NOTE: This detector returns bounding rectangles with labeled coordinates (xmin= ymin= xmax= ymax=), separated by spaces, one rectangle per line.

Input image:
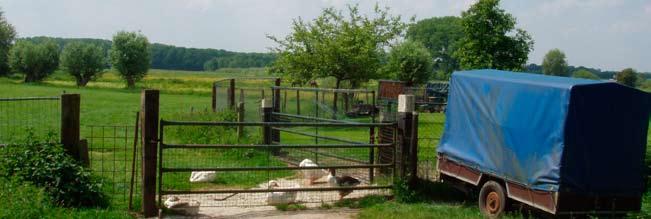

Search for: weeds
xmin=334 ymin=195 xmax=388 ymax=209
xmin=275 ymin=203 xmax=308 ymax=211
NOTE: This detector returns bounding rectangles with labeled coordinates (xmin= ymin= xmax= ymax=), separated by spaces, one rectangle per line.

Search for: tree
xmin=406 ymin=16 xmax=463 ymax=76
xmin=454 ymin=0 xmax=533 ymax=71
xmin=571 ymin=69 xmax=599 ymax=80
xmin=615 ymin=68 xmax=637 ymax=87
xmin=384 ymin=41 xmax=433 ymax=86
xmin=8 ymin=40 xmax=59 ymax=82
xmin=109 ymin=31 xmax=150 ymax=88
xmin=0 ymin=9 xmax=16 ymax=76
xmin=60 ymin=42 xmax=106 ymax=86
xmin=542 ymin=49 xmax=568 ymax=76
xmin=268 ymin=5 xmax=407 ymax=88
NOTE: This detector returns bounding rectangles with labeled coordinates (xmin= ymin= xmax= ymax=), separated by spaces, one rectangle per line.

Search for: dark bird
xmin=326 ymin=168 xmax=361 ymax=200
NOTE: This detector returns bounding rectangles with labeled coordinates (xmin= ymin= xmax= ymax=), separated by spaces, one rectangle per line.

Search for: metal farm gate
xmin=138 ymin=90 xmax=418 ymax=217
xmin=156 ymin=120 xmax=397 ymax=207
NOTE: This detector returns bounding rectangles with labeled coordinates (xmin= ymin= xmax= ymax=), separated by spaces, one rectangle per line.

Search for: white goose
xmin=265 ymin=180 xmax=298 ymax=205
xmin=299 ymin=159 xmax=327 ymax=185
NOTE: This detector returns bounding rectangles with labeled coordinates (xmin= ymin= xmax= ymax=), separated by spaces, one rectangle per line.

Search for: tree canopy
xmin=571 ymin=69 xmax=599 ymax=80
xmin=542 ymin=49 xmax=568 ymax=76
xmin=0 ymin=9 xmax=16 ymax=76
xmin=454 ymin=0 xmax=533 ymax=71
xmin=60 ymin=42 xmax=106 ymax=86
xmin=406 ymin=16 xmax=463 ymax=76
xmin=615 ymin=68 xmax=637 ymax=87
xmin=8 ymin=40 xmax=59 ymax=82
xmin=109 ymin=31 xmax=150 ymax=88
xmin=268 ymin=4 xmax=407 ymax=88
xmin=384 ymin=40 xmax=433 ymax=86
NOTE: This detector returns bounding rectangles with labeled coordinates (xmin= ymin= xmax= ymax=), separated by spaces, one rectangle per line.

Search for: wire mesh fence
xmin=84 ymin=123 xmax=142 ymax=210
xmin=158 ymin=120 xmax=395 ymax=207
xmin=0 ymin=97 xmax=60 ymax=145
xmin=273 ymin=87 xmax=377 ymax=123
xmin=212 ymin=78 xmax=278 ymax=122
xmin=417 ymin=111 xmax=446 ymax=181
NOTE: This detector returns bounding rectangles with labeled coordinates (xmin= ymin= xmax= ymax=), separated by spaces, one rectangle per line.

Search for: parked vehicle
xmin=437 ymin=69 xmax=650 ymax=218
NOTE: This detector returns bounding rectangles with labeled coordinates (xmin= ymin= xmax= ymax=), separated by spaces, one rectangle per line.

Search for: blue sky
xmin=1 ymin=0 xmax=649 ymax=72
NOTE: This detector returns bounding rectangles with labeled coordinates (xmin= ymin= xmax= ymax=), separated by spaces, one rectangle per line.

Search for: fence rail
xmin=156 ymin=116 xmax=397 ymax=207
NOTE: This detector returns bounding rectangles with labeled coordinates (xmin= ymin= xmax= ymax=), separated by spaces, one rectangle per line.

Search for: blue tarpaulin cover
xmin=438 ymin=69 xmax=649 ymax=195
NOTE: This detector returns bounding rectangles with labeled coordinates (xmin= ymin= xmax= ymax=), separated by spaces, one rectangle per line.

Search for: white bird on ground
xmin=327 ymin=168 xmax=361 ymax=200
xmin=265 ymin=180 xmax=298 ymax=205
xmin=299 ymin=159 xmax=327 ymax=185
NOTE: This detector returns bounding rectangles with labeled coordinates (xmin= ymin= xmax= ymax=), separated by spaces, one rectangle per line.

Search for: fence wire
xmin=212 ymin=78 xmax=276 ymax=121
xmin=85 ymin=124 xmax=142 ymax=210
xmin=0 ymin=97 xmax=60 ymax=145
xmin=274 ymin=87 xmax=377 ymax=123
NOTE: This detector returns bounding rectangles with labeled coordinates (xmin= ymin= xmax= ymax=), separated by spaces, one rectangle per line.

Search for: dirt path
xmin=161 ymin=206 xmax=359 ymax=219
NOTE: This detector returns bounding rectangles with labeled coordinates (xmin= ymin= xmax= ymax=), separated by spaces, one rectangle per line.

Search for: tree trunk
xmin=24 ymin=73 xmax=38 ymax=83
xmin=126 ymin=76 xmax=136 ymax=89
xmin=78 ymin=77 xmax=90 ymax=87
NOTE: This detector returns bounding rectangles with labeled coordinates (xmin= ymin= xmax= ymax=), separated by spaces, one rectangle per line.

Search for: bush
xmin=0 ymin=178 xmax=130 ymax=219
xmin=0 ymin=133 xmax=107 ymax=208
xmin=166 ymin=110 xmax=243 ymax=144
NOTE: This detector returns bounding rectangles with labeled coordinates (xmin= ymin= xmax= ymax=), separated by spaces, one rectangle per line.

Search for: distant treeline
xmin=21 ymin=36 xmax=276 ymax=71
xmin=525 ymin=63 xmax=651 ymax=80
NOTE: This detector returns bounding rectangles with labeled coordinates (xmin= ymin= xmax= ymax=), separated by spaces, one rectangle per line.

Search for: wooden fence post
xmin=61 ymin=93 xmax=80 ymax=161
xmin=211 ymin=82 xmax=217 ymax=112
xmin=397 ymin=94 xmax=417 ymax=187
xmin=228 ymin=79 xmax=235 ymax=109
xmin=240 ymin=89 xmax=244 ymax=104
xmin=296 ymin=90 xmax=301 ymax=115
xmin=237 ymin=102 xmax=244 ymax=139
xmin=272 ymin=78 xmax=281 ymax=143
xmin=262 ymin=99 xmax=280 ymax=155
xmin=141 ymin=90 xmax=159 ymax=217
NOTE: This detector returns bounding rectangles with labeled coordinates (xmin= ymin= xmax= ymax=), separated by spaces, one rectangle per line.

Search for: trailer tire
xmin=479 ymin=180 xmax=506 ymax=218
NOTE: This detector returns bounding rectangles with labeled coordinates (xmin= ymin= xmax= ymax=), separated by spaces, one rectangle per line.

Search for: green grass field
xmin=1 ymin=68 xmax=650 ymax=218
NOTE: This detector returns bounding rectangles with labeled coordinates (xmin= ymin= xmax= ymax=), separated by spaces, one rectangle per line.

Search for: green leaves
xmin=0 ymin=133 xmax=108 ymax=208
xmin=109 ymin=31 xmax=150 ymax=88
xmin=615 ymin=68 xmax=638 ymax=87
xmin=268 ymin=4 xmax=406 ymax=88
xmin=542 ymin=49 xmax=569 ymax=76
xmin=384 ymin=41 xmax=433 ymax=86
xmin=0 ymin=9 xmax=16 ymax=76
xmin=60 ymin=42 xmax=106 ymax=86
xmin=8 ymin=40 xmax=59 ymax=82
xmin=406 ymin=16 xmax=463 ymax=75
xmin=454 ymin=0 xmax=533 ymax=71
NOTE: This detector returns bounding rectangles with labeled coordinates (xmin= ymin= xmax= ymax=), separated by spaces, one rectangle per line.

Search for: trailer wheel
xmin=479 ymin=181 xmax=506 ymax=218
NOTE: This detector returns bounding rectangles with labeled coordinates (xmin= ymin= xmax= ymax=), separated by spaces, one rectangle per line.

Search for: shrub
xmin=166 ymin=110 xmax=243 ymax=144
xmin=0 ymin=133 xmax=107 ymax=208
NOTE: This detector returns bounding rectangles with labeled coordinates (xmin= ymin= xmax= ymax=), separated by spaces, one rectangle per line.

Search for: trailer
xmin=437 ymin=70 xmax=650 ymax=218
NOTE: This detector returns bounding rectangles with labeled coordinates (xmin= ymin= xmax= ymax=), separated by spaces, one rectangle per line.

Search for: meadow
xmin=0 ymin=68 xmax=649 ymax=218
